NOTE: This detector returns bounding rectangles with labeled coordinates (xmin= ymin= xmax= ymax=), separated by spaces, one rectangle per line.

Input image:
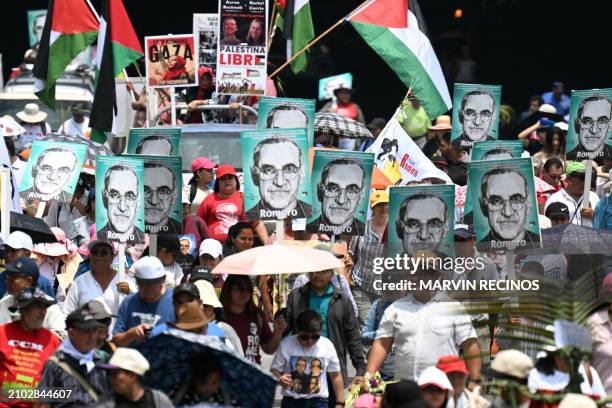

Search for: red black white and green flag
xmin=89 ymin=0 xmax=143 ymax=143
xmin=33 ymin=0 xmax=99 ymax=110
xmin=347 ymin=0 xmax=451 ymax=118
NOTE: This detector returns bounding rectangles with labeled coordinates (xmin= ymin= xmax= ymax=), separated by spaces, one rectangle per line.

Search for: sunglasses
xmin=297 ymin=333 xmax=321 ymax=342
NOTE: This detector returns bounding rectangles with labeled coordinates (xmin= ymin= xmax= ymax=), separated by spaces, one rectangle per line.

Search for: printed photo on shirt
xmin=289 ymin=356 xmax=327 ymax=395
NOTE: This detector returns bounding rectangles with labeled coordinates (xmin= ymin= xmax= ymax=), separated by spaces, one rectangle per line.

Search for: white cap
xmin=132 ymin=256 xmax=166 ymax=280
xmin=538 ymin=104 xmax=557 ymax=114
xmin=5 ymin=231 xmax=34 ymax=251
xmin=194 ymin=280 xmax=222 ymax=308
xmin=554 ymin=122 xmax=568 ymax=131
xmin=291 ymin=218 xmax=307 ymax=232
xmin=104 ymin=348 xmax=150 ymax=376
xmin=558 ymin=394 xmax=597 ymax=408
xmin=491 ymin=349 xmax=533 ymax=380
xmin=199 ymin=239 xmax=223 ymax=259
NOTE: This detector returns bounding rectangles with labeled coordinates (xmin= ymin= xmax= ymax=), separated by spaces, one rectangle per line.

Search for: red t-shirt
xmin=197 ymin=192 xmax=245 ymax=242
xmin=336 ymin=102 xmax=359 ymax=121
xmin=224 ymin=310 xmax=273 ymax=365
xmin=0 ymin=322 xmax=61 ymax=407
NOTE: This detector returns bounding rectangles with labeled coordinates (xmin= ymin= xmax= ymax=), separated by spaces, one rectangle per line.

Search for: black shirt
xmin=115 ymin=389 xmax=155 ymax=408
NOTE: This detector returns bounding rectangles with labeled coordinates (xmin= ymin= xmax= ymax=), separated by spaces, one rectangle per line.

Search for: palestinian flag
xmin=347 ymin=0 xmax=451 ymax=118
xmin=89 ymin=0 xmax=143 ymax=143
xmin=276 ymin=0 xmax=315 ymax=74
xmin=33 ymin=0 xmax=99 ymax=110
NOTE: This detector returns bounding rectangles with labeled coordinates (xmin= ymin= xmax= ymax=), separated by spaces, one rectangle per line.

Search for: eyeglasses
xmin=580 ymin=116 xmax=610 ymax=129
xmin=463 ymin=109 xmax=493 ymax=120
xmin=38 ymin=164 xmax=73 ymax=176
xmin=145 ymin=186 xmax=173 ymax=200
xmin=402 ymin=218 xmax=445 ymax=234
xmin=258 ymin=164 xmax=299 ymax=181
xmin=485 ymin=194 xmax=526 ymax=211
xmin=323 ymin=183 xmax=362 ymax=200
xmin=297 ymin=333 xmax=321 ymax=342
xmin=107 ymin=190 xmax=137 ymax=205
xmin=90 ymin=250 xmax=111 ymax=257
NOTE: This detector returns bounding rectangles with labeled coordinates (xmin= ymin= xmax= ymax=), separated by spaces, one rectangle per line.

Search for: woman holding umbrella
xmin=219 ymin=275 xmax=286 ymax=364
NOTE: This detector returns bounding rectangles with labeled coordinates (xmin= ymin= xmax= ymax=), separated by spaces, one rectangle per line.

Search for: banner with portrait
xmin=257 ymin=97 xmax=316 ymax=146
xmin=145 ymin=34 xmax=198 ymax=88
xmin=241 ymin=128 xmax=312 ymax=221
xmin=95 ymin=156 xmax=145 ymax=244
xmin=463 ymin=140 xmax=525 ymax=219
xmin=317 ymin=73 xmax=353 ymax=101
xmin=126 ymin=127 xmax=181 ymax=156
xmin=125 ymin=155 xmax=183 ymax=235
xmin=193 ymin=13 xmax=219 ymax=73
xmin=387 ymin=185 xmax=455 ymax=258
xmin=19 ymin=141 xmax=87 ymax=204
xmin=450 ymin=83 xmax=502 ymax=154
xmin=306 ymin=150 xmax=374 ymax=236
xmin=216 ymin=0 xmax=267 ymax=96
xmin=566 ymin=88 xmax=612 ymax=161
xmin=468 ymin=158 xmax=541 ymax=251
xmin=27 ymin=9 xmax=46 ymax=47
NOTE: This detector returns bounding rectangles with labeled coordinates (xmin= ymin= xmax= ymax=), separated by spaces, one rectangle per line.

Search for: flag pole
xmin=269 ymin=0 xmax=372 ymax=79
xmin=268 ymin=0 xmax=278 ymax=52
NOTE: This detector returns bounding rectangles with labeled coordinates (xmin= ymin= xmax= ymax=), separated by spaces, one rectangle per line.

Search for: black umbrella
xmin=538 ymin=224 xmax=612 ymax=255
xmin=0 ymin=212 xmax=57 ymax=244
xmin=514 ymin=110 xmax=565 ymax=136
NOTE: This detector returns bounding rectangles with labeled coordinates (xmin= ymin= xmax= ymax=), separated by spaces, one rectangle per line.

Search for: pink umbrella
xmin=212 ymin=244 xmax=344 ymax=276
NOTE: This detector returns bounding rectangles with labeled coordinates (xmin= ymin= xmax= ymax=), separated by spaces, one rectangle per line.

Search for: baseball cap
xmin=157 ymin=235 xmax=181 ymax=255
xmin=370 ymin=190 xmax=389 ymax=208
xmin=199 ymin=239 xmax=223 ymax=259
xmin=5 ymin=257 xmax=39 ymax=282
xmin=194 ymin=279 xmax=223 ymax=308
xmin=173 ymin=283 xmax=200 ymax=301
xmin=367 ymin=117 xmax=387 ymax=130
xmin=454 ymin=224 xmax=474 ymax=239
xmin=101 ymin=348 xmax=150 ymax=376
xmin=554 ymin=122 xmax=568 ymax=131
xmin=431 ymin=156 xmax=448 ymax=170
xmin=216 ymin=164 xmax=237 ymax=179
xmin=84 ymin=299 xmax=113 ymax=321
xmin=545 ymin=202 xmax=570 ymax=218
xmin=383 ymin=380 xmax=428 ymax=408
xmin=191 ymin=157 xmax=218 ymax=172
xmin=489 ymin=349 xmax=533 ymax=382
xmin=537 ymin=118 xmax=557 ymax=129
xmin=566 ymin=161 xmax=586 ymax=176
xmin=66 ymin=303 xmax=108 ymax=330
xmin=538 ymin=104 xmax=557 ymax=114
xmin=4 ymin=231 xmax=33 ymax=251
xmin=436 ymin=355 xmax=469 ymax=375
xmin=417 ymin=366 xmax=452 ymax=391
xmin=9 ymin=287 xmax=55 ymax=312
xmin=132 ymin=256 xmax=166 ymax=280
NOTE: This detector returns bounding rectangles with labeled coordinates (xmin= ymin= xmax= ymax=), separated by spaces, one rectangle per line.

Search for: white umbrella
xmin=0 ymin=117 xmax=26 ymax=137
xmin=212 ymin=243 xmax=344 ymax=276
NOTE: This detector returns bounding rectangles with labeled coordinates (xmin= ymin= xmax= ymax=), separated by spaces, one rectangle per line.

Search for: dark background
xmin=2 ymin=0 xmax=607 ymax=122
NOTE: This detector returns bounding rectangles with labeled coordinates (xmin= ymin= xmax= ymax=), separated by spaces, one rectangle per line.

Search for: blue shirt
xmin=309 ymin=283 xmax=334 ymax=338
xmin=0 ymin=272 xmax=55 ymax=299
xmin=113 ymin=289 xmax=176 ymax=345
xmin=593 ymin=194 xmax=612 ymax=230
xmin=542 ymin=92 xmax=571 ymax=116
xmin=150 ymin=321 xmax=225 ymax=337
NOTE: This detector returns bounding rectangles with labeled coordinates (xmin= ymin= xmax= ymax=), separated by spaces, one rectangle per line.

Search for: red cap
xmin=436 ymin=355 xmax=468 ymax=375
xmin=191 ymin=157 xmax=218 ymax=172
xmin=216 ymin=164 xmax=237 ymax=179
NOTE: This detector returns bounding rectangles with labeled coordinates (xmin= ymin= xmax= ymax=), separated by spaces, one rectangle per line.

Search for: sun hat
xmin=16 ymin=103 xmax=47 ymax=123
xmin=428 ymin=115 xmax=452 ymax=131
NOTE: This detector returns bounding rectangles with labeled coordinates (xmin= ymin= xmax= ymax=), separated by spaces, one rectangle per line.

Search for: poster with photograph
xmin=193 ymin=13 xmax=219 ymax=72
xmin=27 ymin=9 xmax=46 ymax=47
xmin=463 ymin=141 xmax=525 ymax=217
xmin=126 ymin=127 xmax=181 ymax=156
xmin=216 ymin=0 xmax=267 ymax=96
xmin=241 ymin=128 xmax=311 ymax=221
xmin=307 ymin=150 xmax=374 ymax=236
xmin=566 ymin=88 xmax=612 ymax=161
xmin=450 ymin=83 xmax=502 ymax=153
xmin=145 ymin=34 xmax=198 ymax=88
xmin=96 ymin=156 xmax=145 ymax=244
xmin=126 ymin=155 xmax=183 ymax=234
xmin=387 ymin=185 xmax=455 ymax=258
xmin=317 ymin=73 xmax=353 ymax=101
xmin=257 ymin=97 xmax=316 ymax=146
xmin=19 ymin=141 xmax=87 ymax=204
xmin=468 ymin=158 xmax=541 ymax=251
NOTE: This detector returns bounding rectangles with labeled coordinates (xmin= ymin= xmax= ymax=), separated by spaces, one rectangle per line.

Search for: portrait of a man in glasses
xmin=395 ymin=193 xmax=449 ymax=256
xmin=567 ymin=95 xmax=612 ymax=160
xmin=144 ymin=162 xmax=182 ymax=233
xmin=307 ymin=158 xmax=366 ymax=236
xmin=21 ymin=147 xmax=78 ymax=203
xmin=246 ymin=137 xmax=311 ymax=220
xmin=452 ymin=90 xmax=496 ymax=153
xmin=477 ymin=167 xmax=539 ymax=249
xmin=265 ymin=105 xmax=309 ymax=130
xmin=98 ymin=164 xmax=145 ymax=244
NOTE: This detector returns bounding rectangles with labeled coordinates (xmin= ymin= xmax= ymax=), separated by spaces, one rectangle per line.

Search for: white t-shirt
xmin=271 ymin=335 xmax=341 ymax=399
xmin=376 ymin=292 xmax=477 ymax=380
xmin=544 ymin=189 xmax=600 ymax=228
xmin=164 ymin=262 xmax=184 ymax=288
xmin=58 ymin=117 xmax=90 ymax=138
xmin=528 ymin=364 xmax=606 ymax=399
xmin=20 ymin=122 xmax=51 ymax=145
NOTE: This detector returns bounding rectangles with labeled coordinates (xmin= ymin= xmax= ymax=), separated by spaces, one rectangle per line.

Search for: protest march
xmin=0 ymin=0 xmax=611 ymax=407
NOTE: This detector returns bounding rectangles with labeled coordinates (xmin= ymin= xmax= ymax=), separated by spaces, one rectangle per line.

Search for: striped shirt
xmin=349 ymin=221 xmax=384 ymax=295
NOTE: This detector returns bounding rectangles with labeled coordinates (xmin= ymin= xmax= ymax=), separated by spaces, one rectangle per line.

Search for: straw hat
xmin=429 ymin=115 xmax=452 ymax=131
xmin=16 ymin=103 xmax=47 ymax=123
